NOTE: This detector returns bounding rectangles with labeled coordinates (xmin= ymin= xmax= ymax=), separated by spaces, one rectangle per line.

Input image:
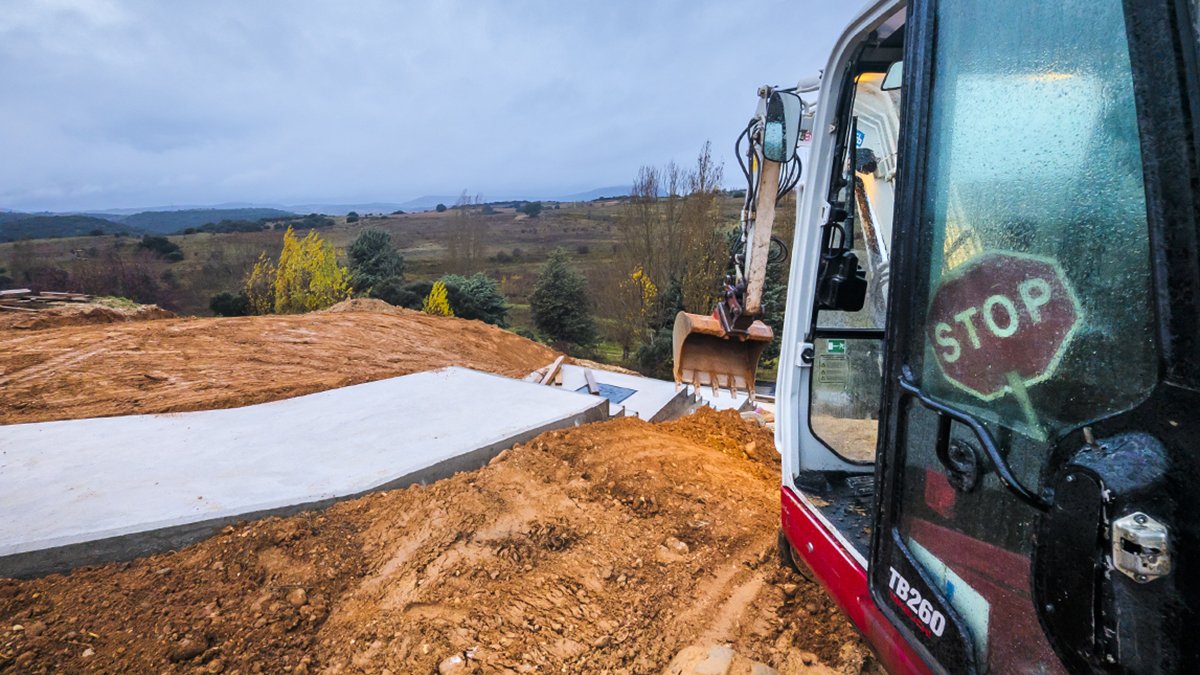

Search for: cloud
xmin=0 ymin=0 xmax=860 ymax=210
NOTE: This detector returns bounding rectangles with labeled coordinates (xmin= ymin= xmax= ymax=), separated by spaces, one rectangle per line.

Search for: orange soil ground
xmin=0 ymin=305 xmax=875 ymax=673
xmin=0 ymin=299 xmax=557 ymax=425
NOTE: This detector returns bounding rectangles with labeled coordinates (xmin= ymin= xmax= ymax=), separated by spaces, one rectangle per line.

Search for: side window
xmin=810 ymin=71 xmax=902 ymax=463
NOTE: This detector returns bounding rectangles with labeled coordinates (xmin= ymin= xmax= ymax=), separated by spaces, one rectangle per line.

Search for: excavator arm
xmin=672 ymin=86 xmax=807 ymax=400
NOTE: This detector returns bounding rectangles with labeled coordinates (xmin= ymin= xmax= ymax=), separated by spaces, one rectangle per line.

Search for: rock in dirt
xmin=167 ymin=636 xmax=207 ymax=662
xmin=665 ymin=643 xmax=779 ymax=675
xmin=286 ymin=587 xmax=308 ymax=607
xmin=438 ymin=653 xmax=467 ymax=674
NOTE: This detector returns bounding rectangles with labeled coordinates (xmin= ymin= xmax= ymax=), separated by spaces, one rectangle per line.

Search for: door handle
xmin=899 ymin=366 xmax=1052 ymax=511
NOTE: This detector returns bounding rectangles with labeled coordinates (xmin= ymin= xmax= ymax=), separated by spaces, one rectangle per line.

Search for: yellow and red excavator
xmin=672 ymin=85 xmax=813 ymax=400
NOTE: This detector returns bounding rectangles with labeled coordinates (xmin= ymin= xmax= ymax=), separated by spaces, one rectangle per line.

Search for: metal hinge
xmin=1112 ymin=512 xmax=1171 ymax=583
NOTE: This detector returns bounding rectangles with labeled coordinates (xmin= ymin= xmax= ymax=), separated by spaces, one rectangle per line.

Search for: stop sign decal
xmin=927 ymin=252 xmax=1083 ymax=400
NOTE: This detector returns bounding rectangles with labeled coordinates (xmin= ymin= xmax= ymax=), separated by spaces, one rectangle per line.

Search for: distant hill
xmin=0 ymin=214 xmax=140 ymax=243
xmin=121 ymin=208 xmax=296 ymax=234
xmin=553 ymin=186 xmax=631 ymax=202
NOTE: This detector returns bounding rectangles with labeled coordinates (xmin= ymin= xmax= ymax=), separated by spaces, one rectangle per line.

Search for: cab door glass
xmin=895 ymin=0 xmax=1156 ymax=670
xmin=810 ymin=71 xmax=901 ymax=464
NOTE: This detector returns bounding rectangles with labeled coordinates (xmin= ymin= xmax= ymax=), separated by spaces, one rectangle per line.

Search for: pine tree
xmin=530 ymin=248 xmax=596 ymax=346
xmin=348 ymin=228 xmax=405 ymax=291
xmin=422 ymin=280 xmax=454 ymax=316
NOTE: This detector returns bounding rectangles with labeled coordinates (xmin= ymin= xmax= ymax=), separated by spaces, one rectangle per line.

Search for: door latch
xmin=1112 ymin=512 xmax=1171 ymax=583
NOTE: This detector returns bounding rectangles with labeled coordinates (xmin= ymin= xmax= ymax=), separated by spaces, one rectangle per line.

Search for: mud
xmin=0 ymin=410 xmax=876 ymax=674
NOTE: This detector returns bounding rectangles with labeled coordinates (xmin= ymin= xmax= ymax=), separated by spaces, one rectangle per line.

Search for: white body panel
xmin=776 ymin=0 xmax=906 ymax=490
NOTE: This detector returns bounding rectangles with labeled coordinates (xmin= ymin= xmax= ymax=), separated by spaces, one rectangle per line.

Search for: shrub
xmin=346 ymin=211 xmax=360 ymax=223
xmin=422 ymin=280 xmax=454 ymax=316
xmin=137 ymin=235 xmax=184 ymax=262
xmin=209 ymin=291 xmax=250 ymax=316
xmin=441 ymin=273 xmax=509 ymax=327
xmin=435 ymin=203 xmax=447 ymax=213
xmin=521 ymin=201 xmax=543 ymax=218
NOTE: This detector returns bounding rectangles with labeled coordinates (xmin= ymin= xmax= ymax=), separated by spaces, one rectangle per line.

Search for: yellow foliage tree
xmin=242 ymin=226 xmax=352 ymax=314
xmin=243 ymin=252 xmax=277 ymax=315
xmin=422 ymin=280 xmax=454 ymax=316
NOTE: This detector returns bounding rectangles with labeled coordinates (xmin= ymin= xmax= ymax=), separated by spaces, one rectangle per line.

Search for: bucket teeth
xmin=674 ymin=370 xmax=757 ymax=402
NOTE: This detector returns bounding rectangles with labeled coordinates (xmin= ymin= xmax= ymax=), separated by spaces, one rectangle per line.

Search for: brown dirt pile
xmin=0 ymin=302 xmax=558 ymax=425
xmin=0 ymin=300 xmax=174 ymax=331
xmin=0 ymin=409 xmax=874 ymax=673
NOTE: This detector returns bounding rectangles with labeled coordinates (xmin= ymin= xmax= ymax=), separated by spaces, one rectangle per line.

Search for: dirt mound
xmin=0 ymin=307 xmax=558 ymax=425
xmin=0 ymin=410 xmax=874 ymax=673
xmin=0 ymin=300 xmax=174 ymax=331
xmin=322 ymin=297 xmax=407 ymax=315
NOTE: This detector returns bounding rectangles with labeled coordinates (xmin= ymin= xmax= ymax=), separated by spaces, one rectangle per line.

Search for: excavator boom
xmin=672 ymin=87 xmax=802 ymax=400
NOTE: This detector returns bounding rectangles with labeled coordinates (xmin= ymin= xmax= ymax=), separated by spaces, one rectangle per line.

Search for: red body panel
xmin=780 ymin=486 xmax=931 ymax=675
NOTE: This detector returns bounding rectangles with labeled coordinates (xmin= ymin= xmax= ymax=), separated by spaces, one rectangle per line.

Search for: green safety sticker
xmin=826 ymin=339 xmax=846 ymax=354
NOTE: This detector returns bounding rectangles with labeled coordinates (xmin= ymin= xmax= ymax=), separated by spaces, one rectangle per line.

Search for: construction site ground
xmin=0 ymin=302 xmax=877 ymax=673
xmin=0 ymin=299 xmax=557 ymax=425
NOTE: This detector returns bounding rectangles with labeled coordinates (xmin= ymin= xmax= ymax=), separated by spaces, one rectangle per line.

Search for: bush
xmin=370 ymin=277 xmax=424 ymax=308
xmin=209 ymin=291 xmax=250 ymax=316
xmin=422 ymin=280 xmax=453 ymax=316
xmin=530 ymin=248 xmax=595 ymax=347
xmin=138 ymin=235 xmax=184 ymax=262
xmin=348 ymin=228 xmax=405 ymax=291
xmin=346 ymin=211 xmax=360 ymax=223
xmin=576 ymin=244 xmax=589 ymax=255
xmin=435 ymin=203 xmax=447 ymax=213
xmin=520 ymin=201 xmax=543 ymax=218
xmin=441 ymin=273 xmax=509 ymax=327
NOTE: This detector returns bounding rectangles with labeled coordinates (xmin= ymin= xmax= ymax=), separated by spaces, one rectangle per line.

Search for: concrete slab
xmin=0 ymin=367 xmax=607 ymax=578
xmin=557 ymin=365 xmax=691 ymax=421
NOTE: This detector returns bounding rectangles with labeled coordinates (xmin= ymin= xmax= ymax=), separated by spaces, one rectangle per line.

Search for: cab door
xmin=872 ymin=0 xmax=1200 ymax=672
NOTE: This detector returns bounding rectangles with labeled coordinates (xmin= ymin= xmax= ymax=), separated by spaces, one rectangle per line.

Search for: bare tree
xmin=445 ymin=191 xmax=487 ymax=274
xmin=604 ymin=141 xmax=733 ymax=355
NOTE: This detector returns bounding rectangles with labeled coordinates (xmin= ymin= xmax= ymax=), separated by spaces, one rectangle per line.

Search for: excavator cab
xmin=775 ymin=1 xmax=1200 ymax=673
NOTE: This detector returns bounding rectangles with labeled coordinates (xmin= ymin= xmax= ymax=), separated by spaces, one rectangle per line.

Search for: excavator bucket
xmin=672 ymin=311 xmax=773 ymax=400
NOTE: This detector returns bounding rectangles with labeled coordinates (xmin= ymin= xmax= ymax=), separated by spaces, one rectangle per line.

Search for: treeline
xmin=180 ymin=213 xmax=334 ymax=235
xmin=0 ymin=214 xmax=139 ymax=242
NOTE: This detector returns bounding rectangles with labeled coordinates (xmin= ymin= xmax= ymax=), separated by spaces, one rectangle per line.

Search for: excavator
xmin=678 ymin=0 xmax=1200 ymax=672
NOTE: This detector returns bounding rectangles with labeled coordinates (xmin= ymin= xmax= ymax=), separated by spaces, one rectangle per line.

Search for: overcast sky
xmin=1 ymin=1 xmax=861 ymax=212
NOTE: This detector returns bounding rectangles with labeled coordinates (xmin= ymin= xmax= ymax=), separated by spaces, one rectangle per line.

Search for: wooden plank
xmin=583 ymin=369 xmax=600 ymax=395
xmin=0 ymin=304 xmax=39 ymax=313
xmin=538 ymin=356 xmax=565 ymax=386
xmin=0 ymin=289 xmax=33 ymax=297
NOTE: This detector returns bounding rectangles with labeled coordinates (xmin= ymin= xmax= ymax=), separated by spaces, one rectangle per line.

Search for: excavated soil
xmin=0 ymin=300 xmax=174 ymax=331
xmin=0 ymin=300 xmax=558 ymax=425
xmin=0 ymin=410 xmax=875 ymax=674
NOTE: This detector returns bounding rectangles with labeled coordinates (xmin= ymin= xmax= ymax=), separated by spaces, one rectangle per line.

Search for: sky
xmin=1 ymin=0 xmax=861 ymax=212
